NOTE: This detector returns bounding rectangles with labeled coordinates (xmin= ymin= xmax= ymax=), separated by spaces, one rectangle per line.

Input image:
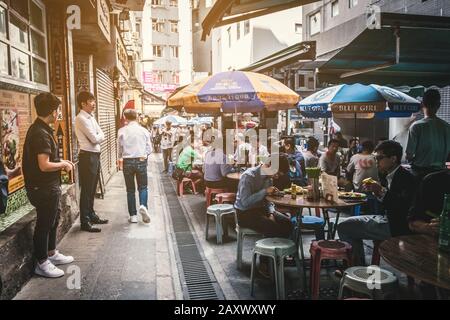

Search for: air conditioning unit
xmin=295 ymin=71 xmax=315 ymax=91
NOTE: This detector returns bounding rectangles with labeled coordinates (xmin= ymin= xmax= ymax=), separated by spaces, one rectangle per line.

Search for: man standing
xmin=75 ymin=91 xmax=109 ymax=233
xmin=161 ymin=121 xmax=176 ymax=173
xmin=337 ymin=140 xmax=415 ymax=265
xmin=118 ymin=109 xmax=152 ymax=224
xmin=23 ymin=93 xmax=74 ymax=278
xmin=406 ymin=89 xmax=450 ymax=179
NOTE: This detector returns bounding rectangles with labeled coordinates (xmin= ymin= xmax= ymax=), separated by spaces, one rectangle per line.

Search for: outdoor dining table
xmin=265 ymin=194 xmax=365 ymax=240
xmin=379 ymin=234 xmax=450 ymax=292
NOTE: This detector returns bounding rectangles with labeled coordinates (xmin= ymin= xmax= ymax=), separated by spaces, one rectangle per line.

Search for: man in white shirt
xmin=160 ymin=121 xmax=176 ymax=173
xmin=75 ymin=92 xmax=108 ymax=233
xmin=118 ymin=109 xmax=152 ymax=224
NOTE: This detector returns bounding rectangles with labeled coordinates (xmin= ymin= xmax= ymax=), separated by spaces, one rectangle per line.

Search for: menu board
xmin=321 ymin=172 xmax=338 ymax=203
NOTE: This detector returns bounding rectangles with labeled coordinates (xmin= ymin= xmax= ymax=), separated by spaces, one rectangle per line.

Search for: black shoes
xmin=91 ymin=217 xmax=109 ymax=224
xmin=80 ymin=223 xmax=101 ymax=233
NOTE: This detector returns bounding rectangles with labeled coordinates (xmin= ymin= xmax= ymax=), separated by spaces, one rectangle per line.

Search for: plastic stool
xmin=338 ymin=266 xmax=399 ymax=299
xmin=177 ymin=178 xmax=197 ymax=196
xmin=205 ymin=187 xmax=228 ymax=207
xmin=216 ymin=193 xmax=236 ymax=204
xmin=310 ymin=240 xmax=352 ymax=300
xmin=234 ymin=211 xmax=262 ymax=269
xmin=250 ymin=238 xmax=303 ymax=300
xmin=206 ymin=204 xmax=235 ymax=244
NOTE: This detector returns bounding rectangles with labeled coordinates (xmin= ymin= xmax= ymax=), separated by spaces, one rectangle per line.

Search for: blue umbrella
xmin=154 ymin=115 xmax=187 ymax=126
xmin=298 ymin=84 xmax=420 ymax=119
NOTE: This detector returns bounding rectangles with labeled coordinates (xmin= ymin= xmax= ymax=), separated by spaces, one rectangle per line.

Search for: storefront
xmin=0 ymin=0 xmax=53 ymax=227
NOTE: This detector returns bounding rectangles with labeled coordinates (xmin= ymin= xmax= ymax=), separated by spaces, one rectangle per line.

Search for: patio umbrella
xmin=167 ymin=71 xmax=299 ymax=114
xmin=154 ymin=115 xmax=187 ymax=126
xmin=297 ymin=84 xmax=421 ymax=136
xmin=298 ymin=84 xmax=420 ymax=119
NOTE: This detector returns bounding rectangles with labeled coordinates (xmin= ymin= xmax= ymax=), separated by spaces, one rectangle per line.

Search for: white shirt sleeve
xmin=145 ymin=129 xmax=152 ymax=156
xmin=77 ymin=115 xmax=105 ymax=144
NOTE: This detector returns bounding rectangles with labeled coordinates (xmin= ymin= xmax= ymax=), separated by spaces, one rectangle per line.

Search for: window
xmin=170 ymin=45 xmax=178 ymax=58
xmin=153 ymin=45 xmax=163 ymax=57
xmin=151 ymin=0 xmax=163 ymax=6
xmin=244 ymin=20 xmax=250 ymax=35
xmin=295 ymin=23 xmax=302 ymax=34
xmin=170 ymin=0 xmax=178 ymax=7
xmin=331 ymin=1 xmax=339 ymax=17
xmin=309 ymin=11 xmax=321 ymax=36
xmin=170 ymin=20 xmax=178 ymax=33
xmin=0 ymin=42 xmax=8 ymax=75
xmin=227 ymin=27 xmax=231 ymax=47
xmin=236 ymin=22 xmax=240 ymax=40
xmin=1 ymin=0 xmax=49 ymax=85
xmin=0 ymin=6 xmax=7 ymax=38
xmin=152 ymin=19 xmax=165 ymax=32
xmin=349 ymin=0 xmax=358 ymax=8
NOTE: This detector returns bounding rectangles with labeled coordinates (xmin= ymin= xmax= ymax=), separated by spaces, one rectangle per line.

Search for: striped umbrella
xmin=167 ymin=71 xmax=299 ymax=114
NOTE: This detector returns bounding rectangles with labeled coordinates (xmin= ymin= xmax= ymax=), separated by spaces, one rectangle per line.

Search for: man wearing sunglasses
xmin=337 ymin=140 xmax=415 ymax=266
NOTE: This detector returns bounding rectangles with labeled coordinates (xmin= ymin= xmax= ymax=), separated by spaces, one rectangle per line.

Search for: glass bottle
xmin=438 ymin=194 xmax=450 ymax=253
xmin=291 ymin=183 xmax=297 ymax=200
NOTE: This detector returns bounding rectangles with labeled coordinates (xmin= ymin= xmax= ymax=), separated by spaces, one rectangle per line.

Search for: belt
xmin=79 ymin=150 xmax=101 ymax=155
xmin=123 ymin=157 xmax=147 ymax=161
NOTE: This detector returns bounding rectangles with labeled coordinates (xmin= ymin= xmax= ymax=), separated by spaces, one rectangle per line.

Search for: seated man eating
xmin=234 ymin=153 xmax=292 ymax=238
xmin=337 ymin=140 xmax=415 ymax=265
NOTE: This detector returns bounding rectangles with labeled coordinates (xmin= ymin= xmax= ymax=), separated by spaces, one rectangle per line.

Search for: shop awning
xmin=240 ymin=41 xmax=316 ymax=73
xmin=201 ymin=0 xmax=316 ymax=40
xmin=109 ymin=0 xmax=145 ymax=11
xmin=318 ymin=13 xmax=450 ymax=87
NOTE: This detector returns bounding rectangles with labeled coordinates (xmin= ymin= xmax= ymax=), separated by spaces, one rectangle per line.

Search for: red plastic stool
xmin=177 ymin=178 xmax=197 ymax=196
xmin=310 ymin=240 xmax=352 ymax=300
xmin=215 ymin=193 xmax=236 ymax=204
xmin=205 ymin=187 xmax=228 ymax=207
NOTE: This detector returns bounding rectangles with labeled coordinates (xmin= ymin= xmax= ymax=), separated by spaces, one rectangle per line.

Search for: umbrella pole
xmin=354 ymin=113 xmax=357 ymax=139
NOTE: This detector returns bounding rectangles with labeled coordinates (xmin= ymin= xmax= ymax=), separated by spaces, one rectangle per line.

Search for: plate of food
xmin=338 ymin=192 xmax=367 ymax=200
xmin=284 ymin=186 xmax=307 ymax=195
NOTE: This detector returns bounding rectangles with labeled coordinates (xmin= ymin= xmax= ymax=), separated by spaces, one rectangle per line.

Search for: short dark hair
xmin=375 ymin=140 xmax=403 ymax=164
xmin=361 ymin=140 xmax=374 ymax=153
xmin=77 ymin=91 xmax=95 ymax=109
xmin=34 ymin=93 xmax=60 ymax=117
xmin=350 ymin=138 xmax=359 ymax=144
xmin=422 ymin=89 xmax=441 ymax=110
xmin=328 ymin=139 xmax=340 ymax=147
xmin=284 ymin=138 xmax=295 ymax=148
xmin=123 ymin=109 xmax=137 ymax=121
xmin=307 ymin=136 xmax=319 ymax=151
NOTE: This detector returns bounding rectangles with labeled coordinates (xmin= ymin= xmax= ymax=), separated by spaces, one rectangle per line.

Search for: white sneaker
xmin=48 ymin=250 xmax=74 ymax=266
xmin=139 ymin=205 xmax=151 ymax=224
xmin=34 ymin=260 xmax=65 ymax=278
xmin=129 ymin=215 xmax=138 ymax=223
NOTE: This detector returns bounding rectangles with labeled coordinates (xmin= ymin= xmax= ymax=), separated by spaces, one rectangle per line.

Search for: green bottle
xmin=438 ymin=194 xmax=450 ymax=252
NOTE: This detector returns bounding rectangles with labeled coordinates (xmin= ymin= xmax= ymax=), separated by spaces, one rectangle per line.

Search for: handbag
xmin=0 ymin=160 xmax=9 ymax=215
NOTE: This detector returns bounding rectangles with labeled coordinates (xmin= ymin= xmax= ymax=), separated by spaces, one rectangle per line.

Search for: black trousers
xmin=26 ymin=184 xmax=62 ymax=261
xmin=236 ymin=207 xmax=293 ymax=238
xmin=162 ymin=148 xmax=172 ymax=171
xmin=78 ymin=151 xmax=100 ymax=225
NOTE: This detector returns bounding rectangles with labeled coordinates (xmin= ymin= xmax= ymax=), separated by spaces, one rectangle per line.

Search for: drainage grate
xmin=159 ymin=164 xmax=224 ymax=300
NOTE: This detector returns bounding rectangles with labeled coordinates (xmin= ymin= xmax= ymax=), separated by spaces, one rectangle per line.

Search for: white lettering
xmin=66 ymin=5 xmax=81 ymax=30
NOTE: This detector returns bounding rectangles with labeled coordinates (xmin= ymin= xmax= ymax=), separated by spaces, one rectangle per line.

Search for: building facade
xmin=142 ymin=0 xmax=193 ymax=106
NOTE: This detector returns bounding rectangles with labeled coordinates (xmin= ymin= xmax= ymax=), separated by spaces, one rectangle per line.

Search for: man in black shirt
xmin=409 ymin=169 xmax=450 ymax=236
xmin=23 ymin=93 xmax=75 ymax=278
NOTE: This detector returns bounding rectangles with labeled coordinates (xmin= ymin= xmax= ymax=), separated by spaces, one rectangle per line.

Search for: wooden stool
xmin=310 ymin=240 xmax=352 ymax=300
xmin=215 ymin=193 xmax=236 ymax=204
xmin=205 ymin=187 xmax=228 ymax=207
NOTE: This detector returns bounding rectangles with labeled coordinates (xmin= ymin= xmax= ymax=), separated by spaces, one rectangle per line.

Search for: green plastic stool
xmin=206 ymin=204 xmax=235 ymax=244
xmin=234 ymin=211 xmax=262 ymax=269
xmin=250 ymin=237 xmax=303 ymax=300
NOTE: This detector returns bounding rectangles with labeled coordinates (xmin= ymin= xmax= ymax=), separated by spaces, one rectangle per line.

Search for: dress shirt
xmin=118 ymin=121 xmax=152 ymax=159
xmin=75 ymin=110 xmax=105 ymax=153
xmin=377 ymin=165 xmax=401 ymax=201
xmin=203 ymin=148 xmax=233 ymax=182
xmin=160 ymin=127 xmax=177 ymax=150
xmin=234 ymin=166 xmax=272 ymax=211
